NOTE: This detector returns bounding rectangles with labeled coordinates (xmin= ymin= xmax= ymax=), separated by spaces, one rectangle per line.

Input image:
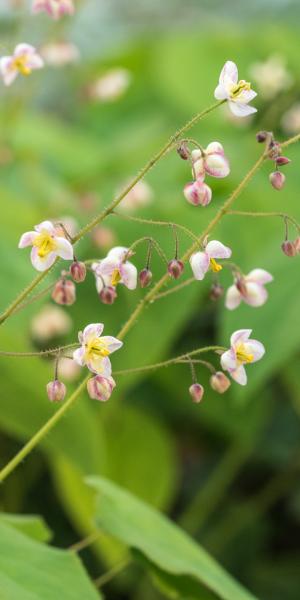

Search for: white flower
xmin=214 ymin=60 xmax=257 ymax=117
xmin=92 ymin=246 xmax=137 ymax=292
xmin=0 ymin=44 xmax=44 ymax=86
xmin=32 ymin=0 xmax=74 ymax=19
xmin=18 ymin=220 xmax=73 ymax=271
xmin=191 ymin=142 xmax=230 ymax=179
xmin=73 ymin=323 xmax=122 ymax=375
xmin=221 ymin=329 xmax=265 ymax=385
xmin=190 ymin=240 xmax=232 ymax=280
xmin=225 ymin=269 xmax=273 ymax=310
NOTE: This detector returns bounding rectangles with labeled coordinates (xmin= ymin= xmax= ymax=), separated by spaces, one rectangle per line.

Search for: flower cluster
xmin=183 ymin=142 xmax=230 ymax=207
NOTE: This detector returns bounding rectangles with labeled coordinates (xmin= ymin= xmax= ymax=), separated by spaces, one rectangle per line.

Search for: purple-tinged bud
xmin=235 ymin=276 xmax=248 ymax=297
xmin=46 ymin=380 xmax=66 ymax=402
xmin=281 ymin=240 xmax=296 ymax=257
xmin=70 ymin=261 xmax=86 ymax=283
xmin=210 ymin=282 xmax=224 ymax=301
xmin=256 ymin=131 xmax=268 ymax=143
xmin=189 ymin=383 xmax=204 ymax=403
xmin=294 ymin=237 xmax=300 ymax=253
xmin=183 ymin=180 xmax=212 ymax=207
xmin=268 ymin=141 xmax=281 ymax=160
xmin=52 ymin=279 xmax=76 ymax=306
xmin=168 ymin=259 xmax=184 ymax=279
xmin=269 ymin=171 xmax=285 ymax=190
xmin=210 ymin=372 xmax=231 ymax=394
xmin=99 ymin=286 xmax=117 ymax=305
xmin=87 ymin=375 xmax=116 ymax=402
xmin=177 ymin=142 xmax=190 ymax=160
xmin=139 ymin=268 xmax=152 ymax=288
xmin=275 ymin=156 xmax=291 ymax=166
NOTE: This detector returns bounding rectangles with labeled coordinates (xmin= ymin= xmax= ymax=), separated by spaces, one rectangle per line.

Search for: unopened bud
xmin=210 ymin=372 xmax=231 ymax=394
xmin=87 ymin=375 xmax=116 ymax=401
xmin=46 ymin=380 xmax=66 ymax=402
xmin=189 ymin=383 xmax=204 ymax=403
xmin=139 ymin=268 xmax=152 ymax=288
xmin=99 ymin=286 xmax=117 ymax=304
xmin=168 ymin=259 xmax=184 ymax=279
xmin=275 ymin=156 xmax=291 ymax=166
xmin=210 ymin=282 xmax=224 ymax=301
xmin=183 ymin=180 xmax=212 ymax=207
xmin=52 ymin=279 xmax=76 ymax=306
xmin=294 ymin=237 xmax=300 ymax=253
xmin=268 ymin=141 xmax=281 ymax=160
xmin=70 ymin=261 xmax=86 ymax=283
xmin=177 ymin=142 xmax=190 ymax=160
xmin=256 ymin=131 xmax=267 ymax=143
xmin=281 ymin=240 xmax=296 ymax=257
xmin=235 ymin=276 xmax=248 ymax=297
xmin=269 ymin=171 xmax=285 ymax=190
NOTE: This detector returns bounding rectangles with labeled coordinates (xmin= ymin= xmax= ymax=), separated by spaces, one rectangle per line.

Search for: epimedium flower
xmin=221 ymin=329 xmax=265 ymax=386
xmin=190 ymin=240 xmax=232 ymax=281
xmin=0 ymin=44 xmax=44 ymax=86
xmin=183 ymin=179 xmax=212 ymax=207
xmin=87 ymin=375 xmax=116 ymax=402
xmin=225 ymin=269 xmax=273 ymax=310
xmin=191 ymin=143 xmax=230 ymax=179
xmin=214 ymin=61 xmax=257 ymax=117
xmin=32 ymin=0 xmax=74 ymax=19
xmin=18 ymin=220 xmax=73 ymax=271
xmin=73 ymin=323 xmax=122 ymax=375
xmin=92 ymin=247 xmax=137 ymax=291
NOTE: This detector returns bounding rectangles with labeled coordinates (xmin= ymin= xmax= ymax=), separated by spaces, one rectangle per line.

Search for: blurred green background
xmin=0 ymin=1 xmax=300 ymax=599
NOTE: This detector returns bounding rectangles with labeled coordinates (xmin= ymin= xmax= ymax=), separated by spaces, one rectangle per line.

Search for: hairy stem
xmin=226 ymin=210 xmax=300 ymax=231
xmin=0 ymin=343 xmax=78 ymax=358
xmin=114 ymin=212 xmax=201 ymax=247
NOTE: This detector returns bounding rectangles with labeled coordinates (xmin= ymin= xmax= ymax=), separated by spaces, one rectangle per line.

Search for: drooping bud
xmin=189 ymin=383 xmax=204 ymax=403
xmin=139 ymin=268 xmax=153 ymax=288
xmin=87 ymin=375 xmax=116 ymax=402
xmin=183 ymin=180 xmax=212 ymax=207
xmin=269 ymin=171 xmax=285 ymax=190
xmin=177 ymin=142 xmax=190 ymax=160
xmin=256 ymin=131 xmax=268 ymax=143
xmin=70 ymin=260 xmax=86 ymax=283
xmin=46 ymin=380 xmax=66 ymax=402
xmin=294 ymin=237 xmax=300 ymax=253
xmin=52 ymin=279 xmax=76 ymax=306
xmin=99 ymin=286 xmax=117 ymax=304
xmin=168 ymin=259 xmax=184 ymax=279
xmin=275 ymin=156 xmax=291 ymax=166
xmin=235 ymin=275 xmax=248 ymax=297
xmin=209 ymin=282 xmax=224 ymax=301
xmin=281 ymin=240 xmax=296 ymax=257
xmin=210 ymin=371 xmax=231 ymax=394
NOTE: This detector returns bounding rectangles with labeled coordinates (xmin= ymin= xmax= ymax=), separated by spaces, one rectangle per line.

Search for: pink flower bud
xmin=177 ymin=143 xmax=190 ymax=160
xmin=269 ymin=171 xmax=285 ymax=190
xmin=210 ymin=372 xmax=231 ymax=394
xmin=210 ymin=282 xmax=224 ymax=301
xmin=87 ymin=375 xmax=116 ymax=401
xmin=183 ymin=180 xmax=212 ymax=207
xmin=275 ymin=156 xmax=291 ymax=166
xmin=168 ymin=259 xmax=184 ymax=279
xmin=189 ymin=383 xmax=204 ymax=403
xmin=139 ymin=268 xmax=152 ymax=288
xmin=46 ymin=380 xmax=66 ymax=402
xmin=294 ymin=237 xmax=300 ymax=253
xmin=52 ymin=279 xmax=76 ymax=305
xmin=281 ymin=240 xmax=296 ymax=257
xmin=256 ymin=131 xmax=268 ymax=143
xmin=70 ymin=261 xmax=86 ymax=283
xmin=99 ymin=286 xmax=117 ymax=304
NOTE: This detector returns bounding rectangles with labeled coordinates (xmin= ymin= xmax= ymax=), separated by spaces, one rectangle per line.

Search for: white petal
xmin=214 ymin=83 xmax=228 ymax=100
xmin=87 ymin=355 xmax=112 ymax=376
xmin=34 ymin=220 xmax=56 ymax=234
xmin=193 ymin=158 xmax=205 ymax=179
xmin=243 ymin=282 xmax=268 ymax=307
xmin=82 ymin=323 xmax=104 ymax=344
xmin=97 ymin=257 xmax=116 ymax=277
xmin=225 ymin=285 xmax=242 ymax=310
xmin=73 ymin=347 xmax=85 ymax=367
xmin=100 ymin=336 xmax=123 ymax=354
xmin=228 ymin=101 xmax=257 ymax=117
xmin=55 ymin=236 xmax=74 ymax=260
xmin=219 ymin=61 xmax=238 ymax=87
xmin=30 ymin=247 xmax=56 ymax=271
xmin=206 ymin=142 xmax=224 ymax=155
xmin=230 ymin=329 xmax=252 ymax=347
xmin=107 ymin=246 xmax=128 ymax=261
xmin=237 ymin=89 xmax=257 ymax=104
xmin=27 ymin=53 xmax=44 ymax=70
xmin=18 ymin=231 xmax=37 ymax=248
xmin=247 ymin=269 xmax=273 ymax=284
xmin=205 ymin=240 xmax=232 ymax=259
xmin=230 ymin=365 xmax=247 ymax=386
xmin=204 ymin=153 xmax=230 ymax=178
xmin=95 ymin=275 xmax=104 ymax=294
xmin=221 ymin=348 xmax=237 ymax=371
xmin=243 ymin=340 xmax=265 ymax=363
xmin=120 ymin=262 xmax=137 ymax=289
xmin=0 ymin=57 xmax=18 ymax=86
xmin=189 ymin=252 xmax=210 ymax=280
xmin=14 ymin=43 xmax=36 ymax=57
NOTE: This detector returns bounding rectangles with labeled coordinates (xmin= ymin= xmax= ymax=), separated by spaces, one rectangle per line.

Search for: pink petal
xmin=30 ymin=247 xmax=56 ymax=271
xmin=189 ymin=251 xmax=210 ymax=280
xmin=0 ymin=57 xmax=18 ymax=86
xmin=14 ymin=43 xmax=36 ymax=57
xmin=100 ymin=336 xmax=123 ymax=354
xmin=193 ymin=158 xmax=205 ymax=180
xmin=230 ymin=365 xmax=247 ymax=386
xmin=247 ymin=269 xmax=273 ymax=284
xmin=27 ymin=53 xmax=44 ymax=70
xmin=228 ymin=101 xmax=257 ymax=117
xmin=243 ymin=282 xmax=268 ymax=307
xmin=225 ymin=285 xmax=242 ymax=310
xmin=97 ymin=257 xmax=117 ymax=277
xmin=18 ymin=231 xmax=37 ymax=248
xmin=204 ymin=153 xmax=230 ymax=178
xmin=120 ymin=262 xmax=137 ymax=290
xmin=55 ymin=236 xmax=74 ymax=260
xmin=73 ymin=347 xmax=85 ymax=367
xmin=230 ymin=329 xmax=252 ymax=347
xmin=34 ymin=220 xmax=56 ymax=234
xmin=220 ymin=348 xmax=237 ymax=371
xmin=81 ymin=323 xmax=104 ymax=344
xmin=206 ymin=142 xmax=225 ymax=156
xmin=205 ymin=240 xmax=232 ymax=259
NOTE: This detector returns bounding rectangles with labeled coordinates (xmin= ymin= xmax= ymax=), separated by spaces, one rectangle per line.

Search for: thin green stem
xmin=94 ymin=559 xmax=129 ymax=588
xmin=0 ymin=343 xmax=78 ymax=358
xmin=113 ymin=212 xmax=201 ymax=247
xmin=281 ymin=131 xmax=300 ymax=148
xmin=226 ymin=210 xmax=300 ymax=231
xmin=153 ymin=277 xmax=196 ymax=300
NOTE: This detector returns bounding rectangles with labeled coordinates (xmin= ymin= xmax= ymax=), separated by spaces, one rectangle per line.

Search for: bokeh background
xmin=0 ymin=1 xmax=300 ymax=598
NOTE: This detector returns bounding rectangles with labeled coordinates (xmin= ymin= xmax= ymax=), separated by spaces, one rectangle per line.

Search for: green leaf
xmin=88 ymin=476 xmax=258 ymax=600
xmin=0 ymin=513 xmax=52 ymax=543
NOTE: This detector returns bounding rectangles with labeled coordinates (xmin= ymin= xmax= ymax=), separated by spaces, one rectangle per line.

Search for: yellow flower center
xmin=230 ymin=80 xmax=251 ymax=100
xmin=33 ymin=233 xmax=57 ymax=258
xmin=12 ymin=56 xmax=31 ymax=76
xmin=111 ymin=268 xmax=122 ymax=286
xmin=86 ymin=338 xmax=110 ymax=359
xmin=236 ymin=344 xmax=254 ymax=364
xmin=210 ymin=258 xmax=222 ymax=273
